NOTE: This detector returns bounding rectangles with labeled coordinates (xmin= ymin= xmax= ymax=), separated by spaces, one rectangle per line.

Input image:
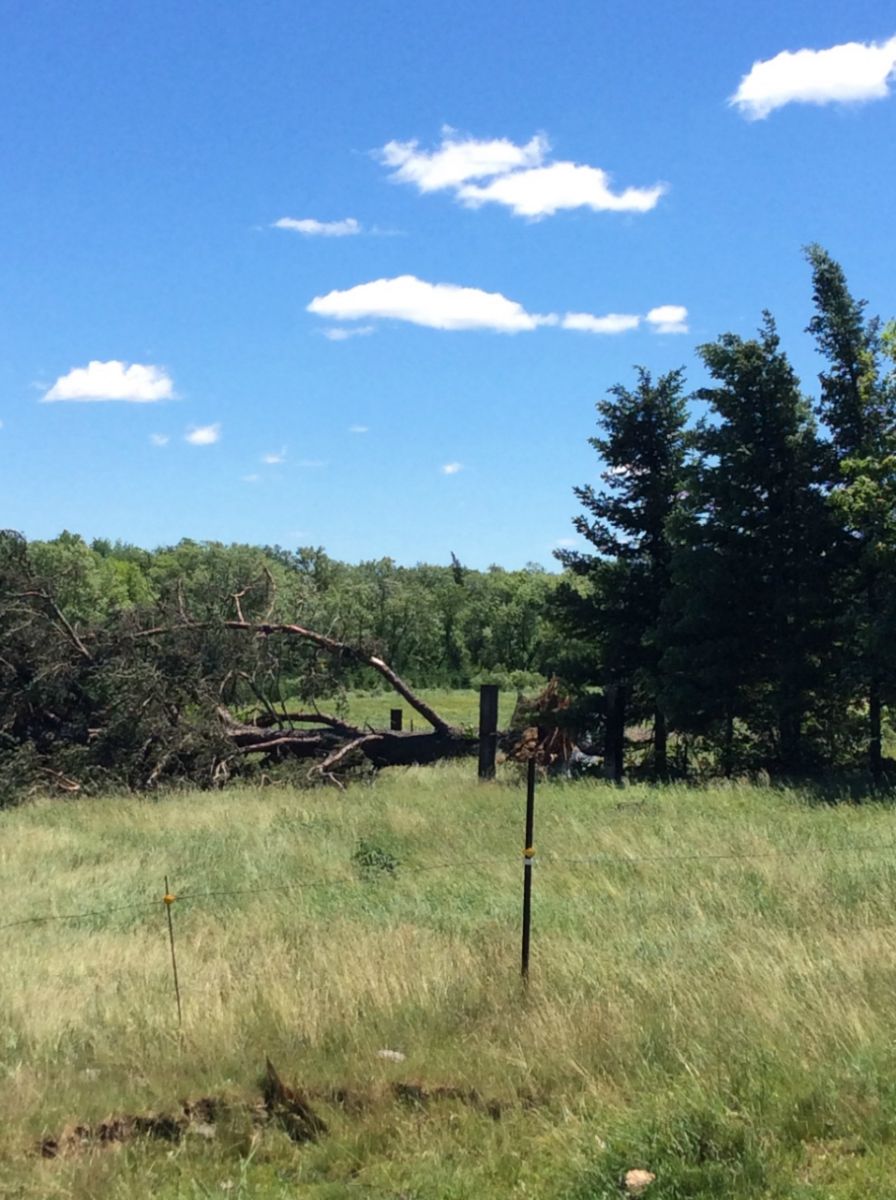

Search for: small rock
xmin=377 ymin=1049 xmax=406 ymax=1062
xmin=623 ymin=1169 xmax=656 ymax=1195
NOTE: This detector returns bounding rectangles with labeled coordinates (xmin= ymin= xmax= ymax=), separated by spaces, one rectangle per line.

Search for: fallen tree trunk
xmin=360 ymin=729 xmax=476 ymax=768
xmin=218 ymin=706 xmax=475 ymax=769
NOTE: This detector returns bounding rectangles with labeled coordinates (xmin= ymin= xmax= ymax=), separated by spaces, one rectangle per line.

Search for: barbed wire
xmin=539 ymin=839 xmax=896 ymax=866
xmin=0 ymin=899 xmax=162 ymax=932
xmin=0 ymin=859 xmax=516 ymax=932
xmin=3 ymin=841 xmax=895 ymax=934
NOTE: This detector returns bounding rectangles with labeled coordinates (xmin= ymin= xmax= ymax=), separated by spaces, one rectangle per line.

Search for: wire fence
xmin=7 ymin=759 xmax=896 ymax=1017
xmin=5 ymin=837 xmax=896 ymax=937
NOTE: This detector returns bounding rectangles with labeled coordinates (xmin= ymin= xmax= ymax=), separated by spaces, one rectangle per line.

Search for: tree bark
xmin=654 ymin=707 xmax=668 ymax=780
xmin=723 ymin=706 xmax=734 ymax=779
xmin=870 ymin=675 xmax=882 ymax=784
xmin=603 ymin=684 xmax=626 ymax=782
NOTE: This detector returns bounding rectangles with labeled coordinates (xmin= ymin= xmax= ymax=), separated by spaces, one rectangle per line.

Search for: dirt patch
xmin=40 ymin=1103 xmax=212 ymax=1158
xmin=39 ymin=1062 xmax=516 ymax=1158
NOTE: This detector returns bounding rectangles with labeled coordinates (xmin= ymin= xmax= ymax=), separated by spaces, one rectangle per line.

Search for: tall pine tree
xmin=663 ymin=316 xmax=834 ymax=772
xmin=554 ymin=367 xmax=688 ymax=777
xmin=806 ymin=245 xmax=896 ymax=780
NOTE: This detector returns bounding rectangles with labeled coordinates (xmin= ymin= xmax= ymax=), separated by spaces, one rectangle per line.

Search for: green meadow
xmin=4 ymin=765 xmax=896 ymax=1198
xmin=321 ymin=687 xmax=519 ymax=731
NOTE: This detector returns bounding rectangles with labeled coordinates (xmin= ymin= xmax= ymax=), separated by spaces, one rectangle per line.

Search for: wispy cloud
xmin=322 ymin=325 xmax=376 ymax=341
xmin=646 ymin=305 xmax=689 ymax=334
xmin=562 ymin=312 xmax=641 ymax=334
xmin=185 ymin=423 xmax=221 ymax=445
xmin=309 ymin=275 xmax=554 ymax=333
xmin=43 ymin=360 xmax=174 ymax=403
xmin=149 ymin=433 xmax=170 ymax=446
xmin=731 ymin=35 xmax=896 ymax=119
xmin=242 ymin=473 xmax=260 ymax=483
xmin=262 ymin=447 xmax=286 ymax=464
xmin=272 ymin=216 xmax=361 ymax=236
xmin=458 ymin=162 xmax=665 ymax=218
xmin=309 ymin=278 xmax=686 ymax=337
xmin=441 ymin=461 xmax=463 ymax=475
xmin=378 ymin=129 xmax=665 ymax=219
xmin=380 ymin=128 xmax=547 ymax=191
xmin=349 ymin=424 xmax=369 ymax=433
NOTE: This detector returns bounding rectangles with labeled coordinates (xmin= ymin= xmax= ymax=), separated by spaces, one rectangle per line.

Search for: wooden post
xmin=603 ymin=684 xmax=626 ymax=783
xmin=163 ymin=875 xmax=183 ymax=1028
xmin=478 ymin=684 xmax=499 ymax=780
xmin=390 ymin=708 xmax=403 ymax=731
xmin=521 ymin=758 xmax=536 ymax=982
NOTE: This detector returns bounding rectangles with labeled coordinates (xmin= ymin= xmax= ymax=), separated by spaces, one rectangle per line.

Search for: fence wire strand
xmin=3 ymin=841 xmax=896 ymax=934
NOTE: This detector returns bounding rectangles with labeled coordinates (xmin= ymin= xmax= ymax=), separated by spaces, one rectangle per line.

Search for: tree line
xmin=554 ymin=246 xmax=896 ymax=779
xmin=1 ymin=244 xmax=893 ymax=795
xmin=0 ymin=532 xmax=561 ymax=796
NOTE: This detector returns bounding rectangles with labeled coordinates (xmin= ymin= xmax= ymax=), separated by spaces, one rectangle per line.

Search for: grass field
xmin=4 ymin=766 xmax=896 ymax=1198
xmin=321 ymin=687 xmax=519 ymax=731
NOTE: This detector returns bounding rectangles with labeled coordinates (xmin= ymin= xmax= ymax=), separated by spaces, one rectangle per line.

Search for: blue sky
xmin=2 ymin=0 xmax=894 ymax=568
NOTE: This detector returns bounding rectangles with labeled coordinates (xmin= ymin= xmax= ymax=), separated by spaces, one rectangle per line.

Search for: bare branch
xmin=18 ymin=590 xmax=93 ymax=660
xmin=135 ymin=619 xmax=455 ymax=733
xmin=312 ymin=734 xmax=383 ymax=777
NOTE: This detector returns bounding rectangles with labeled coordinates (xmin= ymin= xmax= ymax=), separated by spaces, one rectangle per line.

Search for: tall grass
xmin=3 ymin=766 xmax=896 ymax=1197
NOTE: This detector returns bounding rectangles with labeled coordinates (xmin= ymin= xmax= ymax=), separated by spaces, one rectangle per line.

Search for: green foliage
xmin=555 ymin=248 xmax=896 ymax=779
xmin=553 ymin=367 xmax=689 ymax=774
xmin=0 ymin=529 xmax=561 ymax=796
xmin=351 ymin=836 xmax=401 ymax=879
xmin=805 ymin=243 xmax=896 ymax=776
xmin=664 ymin=315 xmax=837 ymax=771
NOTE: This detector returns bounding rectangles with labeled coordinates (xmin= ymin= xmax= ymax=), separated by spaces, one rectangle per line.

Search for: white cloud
xmin=185 ymin=423 xmax=221 ymax=445
xmin=441 ymin=462 xmax=463 ymax=475
xmin=379 ymin=128 xmax=547 ymax=192
xmin=646 ymin=305 xmax=689 ymax=334
xmin=43 ymin=360 xmax=174 ymax=403
xmin=242 ymin=473 xmax=260 ymax=483
xmin=378 ymin=129 xmax=665 ymax=219
xmin=554 ymin=537 xmax=576 ymax=548
xmin=562 ymin=311 xmax=641 ymax=334
xmin=262 ymin=447 xmax=286 ymax=464
xmin=458 ymin=162 xmax=666 ymax=218
xmin=308 ymin=274 xmax=554 ymax=333
xmin=731 ymin=35 xmax=896 ymax=119
xmin=273 ymin=217 xmax=361 ymax=236
xmin=349 ymin=424 xmax=369 ymax=433
xmin=605 ymin=463 xmax=649 ymax=478
xmin=149 ymin=433 xmax=169 ymax=446
xmin=322 ymin=325 xmax=375 ymax=341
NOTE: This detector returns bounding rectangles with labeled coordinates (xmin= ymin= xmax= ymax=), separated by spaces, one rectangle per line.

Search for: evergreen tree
xmin=554 ymin=368 xmax=688 ymax=777
xmin=806 ymin=245 xmax=896 ymax=779
xmin=663 ymin=316 xmax=834 ymax=772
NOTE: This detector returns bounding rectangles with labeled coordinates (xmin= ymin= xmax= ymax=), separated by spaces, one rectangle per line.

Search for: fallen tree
xmin=133 ymin=617 xmax=478 ymax=779
xmin=0 ymin=532 xmax=474 ymax=793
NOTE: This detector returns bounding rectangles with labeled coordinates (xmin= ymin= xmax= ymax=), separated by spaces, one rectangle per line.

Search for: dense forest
xmin=2 ymin=245 xmax=894 ymax=796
